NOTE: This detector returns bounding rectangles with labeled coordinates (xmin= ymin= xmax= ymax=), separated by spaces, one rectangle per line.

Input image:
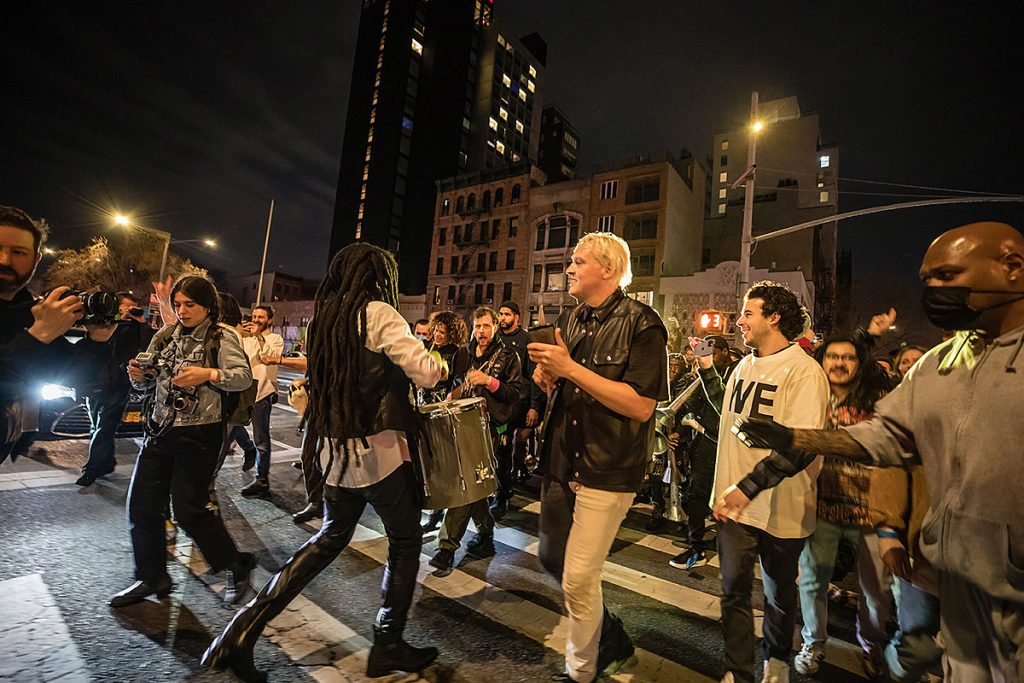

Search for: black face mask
xmin=921 ymin=286 xmax=1024 ymax=330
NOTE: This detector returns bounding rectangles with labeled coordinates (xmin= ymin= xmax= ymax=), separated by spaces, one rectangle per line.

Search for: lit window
xmin=820 ymin=155 xmax=830 ymax=168
xmin=495 ymin=140 xmax=506 ymax=155
xmin=529 ymin=65 xmax=537 ymax=77
xmin=820 ymin=191 xmax=829 ymax=202
xmin=502 ymin=73 xmax=511 ymax=88
xmin=527 ymin=79 xmax=535 ymax=93
xmin=512 ymin=152 xmax=521 ymax=162
xmin=411 ymin=38 xmax=423 ymax=55
xmin=497 ymin=33 xmax=506 ymax=47
xmin=717 ymin=203 xmax=726 ymax=215
xmin=719 ymin=171 xmax=728 ymax=183
xmin=518 ymin=88 xmax=527 ymax=102
xmin=515 ymin=120 xmax=524 ymax=134
xmin=721 ymin=140 xmax=729 ymax=151
xmin=489 ymin=117 xmax=498 ymax=131
xmin=499 ymin=107 xmax=508 ymax=121
xmin=718 ymin=188 xmax=727 ymax=199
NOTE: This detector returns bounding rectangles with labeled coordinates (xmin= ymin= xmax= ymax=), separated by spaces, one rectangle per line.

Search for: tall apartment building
xmin=329 ymin=0 xmax=547 ymax=295
xmin=537 ymin=105 xmax=579 ymax=182
xmin=424 ymin=163 xmax=542 ymax=319
xmin=703 ymin=96 xmax=840 ymax=331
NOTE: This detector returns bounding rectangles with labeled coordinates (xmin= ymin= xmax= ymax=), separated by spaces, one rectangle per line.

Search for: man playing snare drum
xmin=429 ymin=306 xmax=522 ymax=572
xmin=529 ymin=232 xmax=668 ymax=682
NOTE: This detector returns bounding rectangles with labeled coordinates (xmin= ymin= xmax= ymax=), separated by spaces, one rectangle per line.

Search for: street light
xmin=110 ymin=213 xmax=172 ymax=281
xmin=736 ymin=91 xmax=762 ymax=333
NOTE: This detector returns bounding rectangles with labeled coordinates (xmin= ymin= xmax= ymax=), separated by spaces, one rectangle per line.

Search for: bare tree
xmin=43 ymin=236 xmax=211 ymax=300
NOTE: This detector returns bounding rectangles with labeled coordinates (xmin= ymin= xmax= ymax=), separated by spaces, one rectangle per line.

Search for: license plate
xmin=122 ymin=411 xmax=144 ymax=423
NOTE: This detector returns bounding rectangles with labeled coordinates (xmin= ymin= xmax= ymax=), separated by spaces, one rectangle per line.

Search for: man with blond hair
xmin=529 ymin=231 xmax=668 ymax=681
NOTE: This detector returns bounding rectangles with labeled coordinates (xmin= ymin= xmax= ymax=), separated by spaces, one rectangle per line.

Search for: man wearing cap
xmin=668 ymin=335 xmax=737 ymax=570
xmin=495 ymin=300 xmax=542 ymax=519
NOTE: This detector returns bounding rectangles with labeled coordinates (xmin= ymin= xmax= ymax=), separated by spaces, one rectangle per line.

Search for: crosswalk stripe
xmin=514 ymin=499 xmax=867 ymax=677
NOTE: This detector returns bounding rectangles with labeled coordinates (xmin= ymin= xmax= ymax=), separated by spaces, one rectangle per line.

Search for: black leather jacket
xmin=539 ymin=290 xmax=667 ymax=491
xmin=453 ymin=338 xmax=522 ymax=428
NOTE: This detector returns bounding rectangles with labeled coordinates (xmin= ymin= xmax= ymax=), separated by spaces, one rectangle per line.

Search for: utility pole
xmin=255 ymin=199 xmax=275 ymax=306
xmin=737 ymin=91 xmax=759 ymax=311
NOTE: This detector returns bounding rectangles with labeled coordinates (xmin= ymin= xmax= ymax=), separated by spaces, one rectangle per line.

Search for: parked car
xmin=33 ymin=382 xmax=146 ymax=440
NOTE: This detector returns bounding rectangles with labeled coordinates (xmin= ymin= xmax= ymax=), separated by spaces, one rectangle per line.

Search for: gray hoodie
xmin=845 ymin=325 xmax=1024 ymax=602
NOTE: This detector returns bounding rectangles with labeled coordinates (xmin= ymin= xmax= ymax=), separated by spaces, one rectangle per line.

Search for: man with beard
xmin=238 ymin=304 xmax=284 ymax=498
xmin=1 ymin=205 xmax=117 ymax=465
xmin=76 ymin=292 xmax=154 ymax=486
xmin=736 ymin=222 xmax=1024 ymax=682
xmin=494 ymin=300 xmax=542 ymax=519
xmin=429 ymin=306 xmax=522 ymax=571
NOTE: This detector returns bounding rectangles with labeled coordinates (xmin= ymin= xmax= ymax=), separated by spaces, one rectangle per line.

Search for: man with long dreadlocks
xmin=202 ymin=243 xmax=447 ymax=681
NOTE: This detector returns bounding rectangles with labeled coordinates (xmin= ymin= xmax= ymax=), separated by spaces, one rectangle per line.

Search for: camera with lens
xmin=166 ymin=388 xmax=199 ymax=413
xmin=54 ymin=290 xmax=121 ymax=325
xmin=134 ymin=352 xmax=169 ymax=381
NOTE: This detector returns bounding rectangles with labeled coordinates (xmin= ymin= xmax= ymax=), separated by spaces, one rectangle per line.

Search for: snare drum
xmin=417 ymin=397 xmax=497 ymax=510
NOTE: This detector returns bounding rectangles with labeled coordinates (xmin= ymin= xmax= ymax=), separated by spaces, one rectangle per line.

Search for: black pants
xmin=718 ymin=520 xmax=805 ymax=683
xmin=83 ymin=383 xmax=130 ymax=475
xmin=298 ymin=425 xmax=324 ymax=506
xmin=238 ymin=463 xmax=422 ymax=635
xmin=494 ymin=428 xmax=514 ymax=502
xmin=685 ymin=436 xmax=717 ymax=552
xmin=127 ymin=422 xmax=241 ymax=583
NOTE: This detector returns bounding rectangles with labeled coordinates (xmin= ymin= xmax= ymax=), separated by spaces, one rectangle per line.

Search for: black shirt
xmin=544 ymin=291 xmax=669 ymax=486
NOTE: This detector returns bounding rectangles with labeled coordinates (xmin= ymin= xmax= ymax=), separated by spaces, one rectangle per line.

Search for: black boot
xmin=366 ymin=627 xmax=438 ymax=678
xmin=292 ymin=502 xmax=323 ymax=525
xmin=202 ymin=532 xmax=342 ymax=679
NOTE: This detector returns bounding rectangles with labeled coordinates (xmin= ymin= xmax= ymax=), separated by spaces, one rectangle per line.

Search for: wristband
xmin=486 ymin=376 xmax=501 ymax=393
xmin=876 ymin=529 xmax=899 ymax=539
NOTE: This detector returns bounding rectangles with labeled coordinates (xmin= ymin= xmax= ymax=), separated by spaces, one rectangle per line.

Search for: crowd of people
xmin=2 ymin=200 xmax=1022 ymax=683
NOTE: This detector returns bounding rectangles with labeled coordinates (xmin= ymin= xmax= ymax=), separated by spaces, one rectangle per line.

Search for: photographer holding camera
xmin=113 ymin=275 xmax=256 ymax=607
xmin=76 ymin=292 xmax=154 ymax=486
xmin=1 ymin=205 xmax=118 ymax=465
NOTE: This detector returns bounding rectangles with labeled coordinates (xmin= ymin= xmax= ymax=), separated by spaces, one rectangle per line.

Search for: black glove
xmin=732 ymin=416 xmax=794 ymax=451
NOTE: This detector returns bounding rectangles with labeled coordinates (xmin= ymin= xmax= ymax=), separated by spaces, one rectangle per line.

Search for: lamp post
xmin=114 ymin=214 xmax=172 ymax=281
xmin=736 ymin=91 xmax=761 ymax=311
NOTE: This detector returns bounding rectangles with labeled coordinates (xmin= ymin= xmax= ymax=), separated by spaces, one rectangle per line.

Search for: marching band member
xmin=429 ymin=306 xmax=522 ymax=571
xmin=203 ymin=243 xmax=446 ymax=681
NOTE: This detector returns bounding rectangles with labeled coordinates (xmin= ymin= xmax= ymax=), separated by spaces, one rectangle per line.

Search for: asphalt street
xmin=0 ymin=390 xmax=880 ymax=683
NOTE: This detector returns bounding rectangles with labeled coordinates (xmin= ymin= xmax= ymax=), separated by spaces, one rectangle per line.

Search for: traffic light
xmin=697 ymin=309 xmax=728 ymax=334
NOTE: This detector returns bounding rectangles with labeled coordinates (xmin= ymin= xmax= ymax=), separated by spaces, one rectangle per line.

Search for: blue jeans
xmin=798 ymin=519 xmax=893 ymax=654
xmin=884 ymin=577 xmax=941 ymax=682
xmin=251 ymin=395 xmax=273 ymax=480
xmin=83 ymin=384 xmax=130 ymax=475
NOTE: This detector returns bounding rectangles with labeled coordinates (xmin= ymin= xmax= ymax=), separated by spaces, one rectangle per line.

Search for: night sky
xmin=2 ymin=1 xmax=1020 ymax=342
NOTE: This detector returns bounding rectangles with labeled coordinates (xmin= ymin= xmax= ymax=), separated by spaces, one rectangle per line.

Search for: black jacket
xmin=417 ymin=342 xmax=469 ymax=405
xmin=453 ymin=338 xmax=522 ymax=427
xmin=1 ymin=287 xmax=110 ymax=463
xmin=348 ymin=342 xmax=418 ymax=439
xmin=539 ymin=290 xmax=667 ymax=491
xmin=498 ymin=326 xmax=546 ymax=420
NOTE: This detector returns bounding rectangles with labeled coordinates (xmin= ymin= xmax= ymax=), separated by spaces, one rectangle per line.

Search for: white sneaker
xmin=762 ymin=657 xmax=790 ymax=683
xmin=794 ymin=642 xmax=825 ymax=675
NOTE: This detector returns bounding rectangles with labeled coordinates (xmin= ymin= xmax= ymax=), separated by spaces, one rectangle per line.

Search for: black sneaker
xmin=241 ymin=449 xmax=257 ymax=472
xmin=223 ymin=552 xmax=256 ymax=604
xmin=465 ymin=534 xmax=496 ymax=559
xmin=366 ymin=629 xmax=438 ymax=678
xmin=669 ymin=548 xmax=707 ymax=570
xmin=241 ymin=477 xmax=271 ymax=498
xmin=429 ymin=548 xmax=454 ymax=571
xmin=421 ymin=510 xmax=444 ymax=533
xmin=644 ymin=515 xmax=665 ymax=532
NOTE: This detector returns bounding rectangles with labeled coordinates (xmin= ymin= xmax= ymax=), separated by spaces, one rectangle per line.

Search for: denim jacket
xmin=132 ymin=320 xmax=253 ymax=427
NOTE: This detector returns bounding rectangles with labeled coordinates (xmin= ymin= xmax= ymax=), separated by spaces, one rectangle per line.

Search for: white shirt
xmin=712 ymin=343 xmax=829 ymax=538
xmin=321 ymin=300 xmax=445 ymax=489
xmin=242 ymin=331 xmax=285 ymax=403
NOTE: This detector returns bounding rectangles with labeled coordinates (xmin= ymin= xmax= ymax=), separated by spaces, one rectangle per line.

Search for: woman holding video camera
xmin=111 ymin=275 xmax=256 ymax=607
